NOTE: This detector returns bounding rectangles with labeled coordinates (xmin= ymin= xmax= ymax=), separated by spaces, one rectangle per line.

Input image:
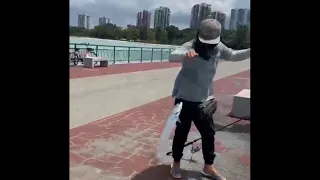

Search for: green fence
xmin=69 ymin=43 xmax=176 ymax=64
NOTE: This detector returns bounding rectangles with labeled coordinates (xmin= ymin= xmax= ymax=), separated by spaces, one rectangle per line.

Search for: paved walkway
xmin=70 ymin=69 xmax=250 ymax=180
xmin=70 ymin=62 xmax=181 ymax=79
xmin=70 ymin=60 xmax=250 ymax=128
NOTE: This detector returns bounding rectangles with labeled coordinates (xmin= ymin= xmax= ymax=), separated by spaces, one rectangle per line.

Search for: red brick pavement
xmin=70 ymin=62 xmax=181 ymax=79
xmin=70 ymin=70 xmax=250 ymax=179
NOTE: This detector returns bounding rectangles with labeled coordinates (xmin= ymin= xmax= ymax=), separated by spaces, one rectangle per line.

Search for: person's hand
xmin=186 ymin=49 xmax=198 ymax=58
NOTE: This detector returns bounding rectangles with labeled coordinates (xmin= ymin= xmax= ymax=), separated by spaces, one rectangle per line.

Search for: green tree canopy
xmin=70 ymin=24 xmax=250 ymax=49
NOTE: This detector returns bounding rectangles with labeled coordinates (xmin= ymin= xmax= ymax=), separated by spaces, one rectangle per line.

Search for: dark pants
xmin=172 ymin=98 xmax=216 ymax=165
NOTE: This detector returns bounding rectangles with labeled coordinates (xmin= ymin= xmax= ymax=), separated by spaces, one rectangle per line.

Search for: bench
xmin=83 ymin=57 xmax=109 ymax=68
xmin=230 ymin=89 xmax=250 ymax=119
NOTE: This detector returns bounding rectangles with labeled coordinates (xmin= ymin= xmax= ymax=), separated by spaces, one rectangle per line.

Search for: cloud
xmin=70 ymin=0 xmax=239 ymax=29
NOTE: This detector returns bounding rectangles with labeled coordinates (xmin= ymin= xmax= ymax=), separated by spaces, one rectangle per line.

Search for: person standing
xmin=168 ymin=19 xmax=250 ymax=179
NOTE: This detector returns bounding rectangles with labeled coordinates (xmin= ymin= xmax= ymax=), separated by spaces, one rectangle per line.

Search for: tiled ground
xmin=70 ymin=62 xmax=181 ymax=79
xmin=70 ymin=70 xmax=250 ymax=180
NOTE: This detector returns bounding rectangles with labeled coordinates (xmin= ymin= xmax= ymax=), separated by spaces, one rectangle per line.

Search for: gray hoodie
xmin=169 ymin=40 xmax=250 ymax=102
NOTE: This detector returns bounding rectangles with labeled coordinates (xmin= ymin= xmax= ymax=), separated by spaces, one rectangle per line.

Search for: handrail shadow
xmin=214 ymin=122 xmax=250 ymax=134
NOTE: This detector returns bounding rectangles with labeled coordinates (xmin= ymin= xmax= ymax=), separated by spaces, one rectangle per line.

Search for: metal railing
xmin=69 ymin=43 xmax=176 ymax=64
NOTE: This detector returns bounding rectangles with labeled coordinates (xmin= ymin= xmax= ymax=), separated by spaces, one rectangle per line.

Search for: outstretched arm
xmin=168 ymin=40 xmax=195 ymax=62
xmin=219 ymin=43 xmax=250 ymax=61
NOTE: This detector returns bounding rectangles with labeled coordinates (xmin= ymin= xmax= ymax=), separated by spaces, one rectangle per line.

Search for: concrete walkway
xmin=70 ymin=60 xmax=250 ymax=128
xmin=70 ymin=60 xmax=250 ymax=180
xmin=70 ymin=70 xmax=250 ymax=180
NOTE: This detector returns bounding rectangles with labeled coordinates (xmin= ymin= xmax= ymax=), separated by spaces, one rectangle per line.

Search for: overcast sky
xmin=70 ymin=0 xmax=250 ymax=29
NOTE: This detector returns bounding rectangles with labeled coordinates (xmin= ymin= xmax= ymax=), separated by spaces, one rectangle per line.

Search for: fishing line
xmin=166 ymin=116 xmax=250 ymax=156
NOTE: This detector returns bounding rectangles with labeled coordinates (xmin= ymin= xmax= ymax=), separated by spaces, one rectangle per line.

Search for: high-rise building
xmin=229 ymin=8 xmax=250 ymax=30
xmin=229 ymin=9 xmax=237 ymax=30
xmin=236 ymin=8 xmax=250 ymax=27
xmin=136 ymin=12 xmax=142 ymax=27
xmin=87 ymin=16 xmax=91 ymax=29
xmin=136 ymin=10 xmax=151 ymax=29
xmin=78 ymin=14 xmax=86 ymax=28
xmin=210 ymin=11 xmax=226 ymax=29
xmin=190 ymin=3 xmax=211 ymax=29
xmin=86 ymin=16 xmax=91 ymax=29
xmin=143 ymin=10 xmax=151 ymax=29
xmin=154 ymin=7 xmax=171 ymax=30
xmin=190 ymin=4 xmax=200 ymax=28
xmin=99 ymin=17 xmax=111 ymax=25
xmin=237 ymin=9 xmax=245 ymax=26
xmin=127 ymin=24 xmax=135 ymax=28
xmin=246 ymin=10 xmax=250 ymax=26
xmin=78 ymin=14 xmax=91 ymax=29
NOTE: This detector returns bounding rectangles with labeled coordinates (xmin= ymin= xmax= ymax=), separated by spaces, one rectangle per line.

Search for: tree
xmin=126 ymin=28 xmax=140 ymax=40
xmin=147 ymin=29 xmax=156 ymax=42
xmin=234 ymin=25 xmax=249 ymax=49
xmin=138 ymin=27 xmax=147 ymax=41
xmin=69 ymin=24 xmax=250 ymax=49
xmin=155 ymin=28 xmax=162 ymax=41
xmin=70 ymin=26 xmax=90 ymax=37
xmin=221 ymin=29 xmax=236 ymax=47
xmin=166 ymin=25 xmax=180 ymax=44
